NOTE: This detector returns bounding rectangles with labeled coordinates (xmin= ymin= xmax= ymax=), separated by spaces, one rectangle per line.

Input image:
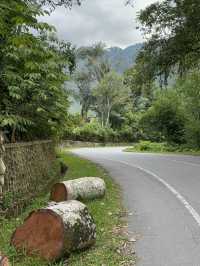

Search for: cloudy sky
xmin=42 ymin=0 xmax=157 ymax=48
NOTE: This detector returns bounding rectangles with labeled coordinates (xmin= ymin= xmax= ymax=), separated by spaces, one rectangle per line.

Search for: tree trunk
xmin=50 ymin=177 xmax=106 ymax=203
xmin=81 ymin=106 xmax=84 ymax=119
xmin=81 ymin=104 xmax=89 ymax=121
xmin=101 ymin=111 xmax=104 ymax=127
xmin=105 ymin=98 xmax=110 ymax=127
xmin=105 ymin=107 xmax=111 ymax=127
xmin=11 ymin=200 xmax=96 ymax=262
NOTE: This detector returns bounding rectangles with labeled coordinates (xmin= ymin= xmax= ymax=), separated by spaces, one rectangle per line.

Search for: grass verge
xmin=0 ymin=151 xmax=135 ymax=266
xmin=125 ymin=141 xmax=200 ymax=156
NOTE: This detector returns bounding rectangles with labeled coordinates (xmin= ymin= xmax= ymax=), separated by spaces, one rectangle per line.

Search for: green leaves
xmin=8 ymin=86 xmax=22 ymax=100
xmin=140 ymin=90 xmax=186 ymax=144
xmin=0 ymin=114 xmax=33 ymax=132
xmin=0 ymin=0 xmax=75 ymax=142
xmin=138 ymin=0 xmax=200 ymax=79
xmin=93 ymin=72 xmax=130 ymax=127
xmin=176 ymin=71 xmax=200 ymax=148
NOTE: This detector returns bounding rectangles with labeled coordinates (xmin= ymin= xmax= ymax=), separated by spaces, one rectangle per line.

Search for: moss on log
xmin=11 ymin=201 xmax=96 ymax=262
xmin=50 ymin=177 xmax=106 ymax=202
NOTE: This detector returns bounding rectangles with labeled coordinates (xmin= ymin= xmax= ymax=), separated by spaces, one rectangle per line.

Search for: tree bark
xmin=50 ymin=177 xmax=106 ymax=202
xmin=11 ymin=200 xmax=96 ymax=262
xmin=105 ymin=106 xmax=111 ymax=127
xmin=101 ymin=111 xmax=104 ymax=127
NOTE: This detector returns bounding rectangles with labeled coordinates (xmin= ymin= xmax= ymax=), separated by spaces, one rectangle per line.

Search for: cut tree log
xmin=0 ymin=252 xmax=10 ymax=266
xmin=50 ymin=177 xmax=106 ymax=202
xmin=11 ymin=201 xmax=96 ymax=262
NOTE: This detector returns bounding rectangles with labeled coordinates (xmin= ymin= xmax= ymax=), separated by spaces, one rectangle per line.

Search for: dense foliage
xmin=93 ymin=72 xmax=130 ymax=127
xmin=137 ymin=0 xmax=200 ymax=83
xmin=1 ymin=0 xmax=200 ymax=150
xmin=140 ymin=90 xmax=186 ymax=144
xmin=176 ymin=71 xmax=200 ymax=148
xmin=0 ymin=0 xmax=75 ymax=142
xmin=68 ymin=0 xmax=200 ymax=150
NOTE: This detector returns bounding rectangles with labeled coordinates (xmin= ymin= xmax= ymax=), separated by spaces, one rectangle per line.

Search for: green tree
xmin=140 ymin=90 xmax=186 ymax=143
xmin=124 ymin=60 xmax=154 ymax=110
xmin=74 ymin=72 xmax=94 ymax=120
xmin=0 ymin=0 xmax=75 ymax=142
xmin=74 ymin=43 xmax=111 ymax=122
xmin=176 ymin=71 xmax=200 ymax=148
xmin=28 ymin=0 xmax=81 ymax=9
xmin=118 ymin=111 xmax=143 ymax=142
xmin=138 ymin=0 xmax=200 ymax=80
xmin=77 ymin=43 xmax=111 ymax=82
xmin=93 ymin=72 xmax=130 ymax=127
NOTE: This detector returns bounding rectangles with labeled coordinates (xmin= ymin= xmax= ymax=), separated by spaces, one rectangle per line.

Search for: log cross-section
xmin=50 ymin=177 xmax=106 ymax=202
xmin=11 ymin=201 xmax=96 ymax=262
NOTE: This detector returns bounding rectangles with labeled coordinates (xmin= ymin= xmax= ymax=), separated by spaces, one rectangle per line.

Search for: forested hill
xmin=105 ymin=43 xmax=143 ymax=73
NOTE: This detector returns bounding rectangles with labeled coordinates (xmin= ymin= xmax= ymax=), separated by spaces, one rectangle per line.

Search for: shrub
xmin=130 ymin=140 xmax=181 ymax=153
xmin=133 ymin=141 xmax=167 ymax=152
xmin=140 ymin=90 xmax=186 ymax=144
xmin=176 ymin=71 xmax=200 ymax=148
xmin=69 ymin=121 xmax=119 ymax=143
xmin=128 ymin=140 xmax=200 ymax=154
xmin=184 ymin=119 xmax=200 ymax=148
xmin=118 ymin=112 xmax=143 ymax=142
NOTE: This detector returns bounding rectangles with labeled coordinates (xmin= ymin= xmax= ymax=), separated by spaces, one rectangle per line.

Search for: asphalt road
xmin=72 ymin=147 xmax=200 ymax=266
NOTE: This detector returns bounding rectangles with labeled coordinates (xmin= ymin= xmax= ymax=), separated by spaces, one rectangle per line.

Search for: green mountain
xmin=105 ymin=43 xmax=143 ymax=73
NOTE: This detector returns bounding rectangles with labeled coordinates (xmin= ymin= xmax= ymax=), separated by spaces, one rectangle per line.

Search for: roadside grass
xmin=0 ymin=151 xmax=135 ymax=266
xmin=125 ymin=141 xmax=200 ymax=156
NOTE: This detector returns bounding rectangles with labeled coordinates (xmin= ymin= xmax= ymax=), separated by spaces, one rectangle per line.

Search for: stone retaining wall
xmin=1 ymin=140 xmax=60 ymax=216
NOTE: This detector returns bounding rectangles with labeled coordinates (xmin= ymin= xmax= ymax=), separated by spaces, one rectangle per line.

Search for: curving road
xmin=72 ymin=147 xmax=200 ymax=266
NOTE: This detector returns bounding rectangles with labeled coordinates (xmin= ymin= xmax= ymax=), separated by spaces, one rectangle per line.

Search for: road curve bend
xmin=72 ymin=147 xmax=200 ymax=266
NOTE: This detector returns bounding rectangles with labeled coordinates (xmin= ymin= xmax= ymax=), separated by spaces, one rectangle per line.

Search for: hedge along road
xmin=72 ymin=147 xmax=200 ymax=266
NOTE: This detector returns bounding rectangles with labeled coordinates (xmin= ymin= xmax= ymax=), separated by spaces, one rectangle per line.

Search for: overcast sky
xmin=42 ymin=0 xmax=157 ymax=48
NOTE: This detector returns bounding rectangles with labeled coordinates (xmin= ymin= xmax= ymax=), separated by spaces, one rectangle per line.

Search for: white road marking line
xmin=124 ymin=150 xmax=200 ymax=167
xmin=171 ymin=159 xmax=200 ymax=167
xmin=106 ymin=158 xmax=200 ymax=227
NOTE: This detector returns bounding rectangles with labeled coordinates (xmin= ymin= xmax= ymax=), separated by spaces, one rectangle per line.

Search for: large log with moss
xmin=50 ymin=177 xmax=106 ymax=202
xmin=11 ymin=201 xmax=96 ymax=262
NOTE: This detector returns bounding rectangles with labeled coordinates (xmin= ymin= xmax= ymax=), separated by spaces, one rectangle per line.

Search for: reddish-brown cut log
xmin=50 ymin=177 xmax=106 ymax=202
xmin=11 ymin=201 xmax=96 ymax=262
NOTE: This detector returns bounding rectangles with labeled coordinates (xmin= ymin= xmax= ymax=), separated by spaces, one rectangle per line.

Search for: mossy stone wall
xmin=1 ymin=140 xmax=60 ymax=216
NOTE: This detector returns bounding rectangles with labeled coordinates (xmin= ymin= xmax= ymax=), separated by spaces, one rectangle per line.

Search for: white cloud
xmin=41 ymin=0 xmax=157 ymax=48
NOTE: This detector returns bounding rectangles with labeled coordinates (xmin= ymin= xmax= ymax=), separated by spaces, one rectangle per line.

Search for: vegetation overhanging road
xmin=73 ymin=147 xmax=200 ymax=266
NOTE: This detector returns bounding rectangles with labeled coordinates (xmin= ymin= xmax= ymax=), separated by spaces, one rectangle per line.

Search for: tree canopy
xmin=28 ymin=0 xmax=81 ymax=9
xmin=0 ymin=0 xmax=75 ymax=142
xmin=137 ymin=0 xmax=200 ymax=82
xmin=93 ymin=72 xmax=130 ymax=127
